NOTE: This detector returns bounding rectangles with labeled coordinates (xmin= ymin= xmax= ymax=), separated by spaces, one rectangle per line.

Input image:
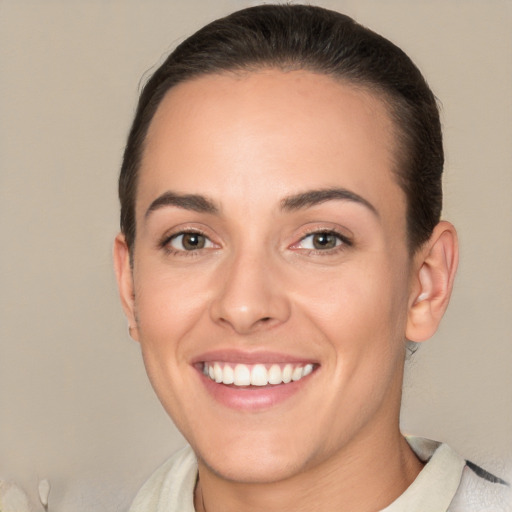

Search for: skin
xmin=115 ymin=70 xmax=458 ymax=511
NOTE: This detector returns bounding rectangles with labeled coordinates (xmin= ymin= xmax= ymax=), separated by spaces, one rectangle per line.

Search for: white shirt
xmin=129 ymin=437 xmax=511 ymax=512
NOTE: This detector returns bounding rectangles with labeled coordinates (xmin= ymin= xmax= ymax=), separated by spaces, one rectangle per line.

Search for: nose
xmin=209 ymin=247 xmax=291 ymax=335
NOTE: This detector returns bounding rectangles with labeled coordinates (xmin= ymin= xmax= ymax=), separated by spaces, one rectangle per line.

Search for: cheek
xmin=290 ymin=258 xmax=411 ymax=406
xmin=131 ymin=268 xmax=210 ymax=416
xmin=294 ymin=261 xmax=409 ymax=344
xmin=134 ymin=265 xmax=209 ymax=333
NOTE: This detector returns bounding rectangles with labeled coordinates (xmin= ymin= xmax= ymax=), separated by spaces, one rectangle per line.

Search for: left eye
xmin=297 ymin=231 xmax=344 ymax=250
xmin=169 ymin=232 xmax=214 ymax=251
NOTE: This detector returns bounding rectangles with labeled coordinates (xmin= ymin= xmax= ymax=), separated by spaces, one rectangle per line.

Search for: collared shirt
xmin=129 ymin=437 xmax=511 ymax=511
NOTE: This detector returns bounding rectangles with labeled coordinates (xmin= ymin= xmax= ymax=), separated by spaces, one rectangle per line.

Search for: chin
xmin=199 ymin=447 xmax=307 ymax=484
xmin=154 ymin=395 xmax=310 ymax=483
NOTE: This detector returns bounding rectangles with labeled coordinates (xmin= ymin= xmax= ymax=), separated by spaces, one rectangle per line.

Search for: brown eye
xmin=311 ymin=232 xmax=338 ymax=250
xmin=294 ymin=231 xmax=349 ymax=252
xmin=170 ymin=232 xmax=210 ymax=251
xmin=183 ymin=233 xmax=205 ymax=250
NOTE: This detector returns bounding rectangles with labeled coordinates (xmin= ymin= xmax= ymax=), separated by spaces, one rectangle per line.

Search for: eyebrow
xmin=145 ymin=191 xmax=219 ymax=219
xmin=144 ymin=187 xmax=378 ymax=220
xmin=280 ymin=187 xmax=379 ymax=216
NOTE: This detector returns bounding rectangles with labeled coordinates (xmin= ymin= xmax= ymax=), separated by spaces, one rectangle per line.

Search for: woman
xmin=114 ymin=4 xmax=510 ymax=511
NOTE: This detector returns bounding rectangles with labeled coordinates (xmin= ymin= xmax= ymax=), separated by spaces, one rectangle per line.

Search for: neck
xmin=194 ymin=428 xmax=423 ymax=512
xmin=194 ymin=358 xmax=423 ymax=512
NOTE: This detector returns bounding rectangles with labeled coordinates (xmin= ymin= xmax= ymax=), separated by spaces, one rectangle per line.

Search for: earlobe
xmin=113 ymin=233 xmax=140 ymax=342
xmin=406 ymin=221 xmax=459 ymax=342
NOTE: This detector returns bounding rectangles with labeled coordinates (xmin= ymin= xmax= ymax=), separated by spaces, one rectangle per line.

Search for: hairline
xmin=126 ymin=64 xmax=422 ymax=260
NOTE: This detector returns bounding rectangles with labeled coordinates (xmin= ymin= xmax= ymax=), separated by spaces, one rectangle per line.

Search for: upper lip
xmin=191 ymin=349 xmax=319 ymax=366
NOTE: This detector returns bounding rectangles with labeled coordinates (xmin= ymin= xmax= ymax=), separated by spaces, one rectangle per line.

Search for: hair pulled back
xmin=119 ymin=4 xmax=443 ymax=253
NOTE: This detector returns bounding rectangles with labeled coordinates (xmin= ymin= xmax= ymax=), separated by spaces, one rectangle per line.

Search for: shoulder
xmin=449 ymin=459 xmax=511 ymax=512
xmin=128 ymin=440 xmax=511 ymax=512
xmin=128 ymin=445 xmax=198 ymax=512
xmin=404 ymin=437 xmax=511 ymax=512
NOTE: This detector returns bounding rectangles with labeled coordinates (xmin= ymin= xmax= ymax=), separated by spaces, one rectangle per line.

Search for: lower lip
xmin=197 ymin=369 xmax=315 ymax=411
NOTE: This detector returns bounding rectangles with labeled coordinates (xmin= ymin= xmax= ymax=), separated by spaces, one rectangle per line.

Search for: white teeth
xmin=268 ymin=364 xmax=282 ymax=385
xmin=303 ymin=363 xmax=313 ymax=376
xmin=234 ymin=364 xmax=251 ymax=386
xmin=291 ymin=366 xmax=303 ymax=381
xmin=222 ymin=364 xmax=234 ymax=385
xmin=203 ymin=362 xmax=315 ymax=387
xmin=250 ymin=364 xmax=268 ymax=386
xmin=213 ymin=362 xmax=223 ymax=383
xmin=282 ymin=364 xmax=293 ymax=383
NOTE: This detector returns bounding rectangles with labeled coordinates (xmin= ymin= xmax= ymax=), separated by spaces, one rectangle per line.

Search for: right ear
xmin=113 ymin=233 xmax=139 ymax=342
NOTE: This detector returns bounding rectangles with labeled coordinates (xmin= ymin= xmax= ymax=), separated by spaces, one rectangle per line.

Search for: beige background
xmin=1 ymin=1 xmax=511 ymax=510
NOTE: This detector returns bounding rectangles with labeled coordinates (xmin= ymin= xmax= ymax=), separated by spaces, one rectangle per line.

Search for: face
xmin=118 ymin=70 xmax=418 ymax=483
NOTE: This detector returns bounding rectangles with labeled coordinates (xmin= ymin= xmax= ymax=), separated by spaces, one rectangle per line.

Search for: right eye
xmin=168 ymin=232 xmax=214 ymax=252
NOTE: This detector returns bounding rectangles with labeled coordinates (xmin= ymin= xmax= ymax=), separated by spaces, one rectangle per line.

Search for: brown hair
xmin=119 ymin=4 xmax=443 ymax=254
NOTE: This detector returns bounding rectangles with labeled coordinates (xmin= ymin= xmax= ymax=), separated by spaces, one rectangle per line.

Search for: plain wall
xmin=1 ymin=1 xmax=511 ymax=510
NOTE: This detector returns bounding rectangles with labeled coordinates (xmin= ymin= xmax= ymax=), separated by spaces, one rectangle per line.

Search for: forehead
xmin=138 ymin=70 xmax=405 ymax=224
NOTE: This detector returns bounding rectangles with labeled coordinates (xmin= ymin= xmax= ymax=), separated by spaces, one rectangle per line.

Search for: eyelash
xmin=160 ymin=227 xmax=352 ymax=258
xmin=160 ymin=229 xmax=214 ymax=257
xmin=292 ymin=229 xmax=353 ymax=255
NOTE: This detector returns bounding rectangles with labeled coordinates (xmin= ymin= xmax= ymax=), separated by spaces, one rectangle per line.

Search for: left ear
xmin=406 ymin=221 xmax=459 ymax=342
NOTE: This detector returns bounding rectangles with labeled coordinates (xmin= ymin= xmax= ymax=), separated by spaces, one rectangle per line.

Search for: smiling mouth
xmin=201 ymin=362 xmax=316 ymax=387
